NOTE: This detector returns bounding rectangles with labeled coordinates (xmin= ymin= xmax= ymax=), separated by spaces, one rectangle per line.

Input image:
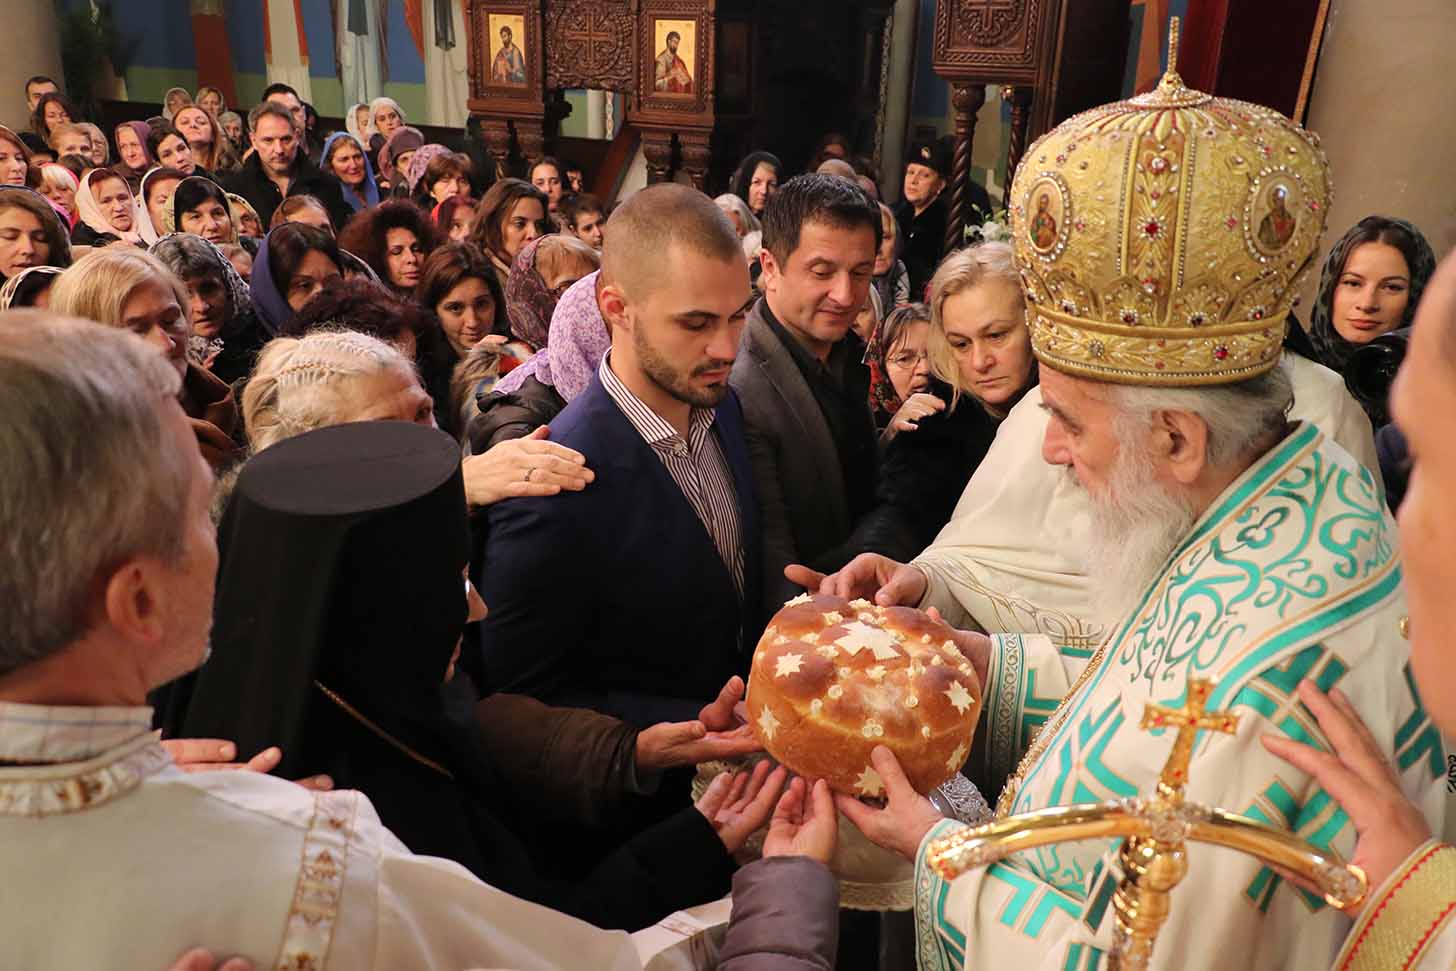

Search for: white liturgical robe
xmin=0 ymin=703 xmax=649 ymax=969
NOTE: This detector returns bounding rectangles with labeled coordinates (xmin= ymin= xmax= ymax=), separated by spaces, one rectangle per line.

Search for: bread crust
xmin=746 ymin=593 xmax=982 ymax=796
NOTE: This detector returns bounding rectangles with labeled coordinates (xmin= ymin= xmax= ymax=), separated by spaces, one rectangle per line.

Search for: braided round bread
xmin=746 ymin=593 xmax=982 ymax=796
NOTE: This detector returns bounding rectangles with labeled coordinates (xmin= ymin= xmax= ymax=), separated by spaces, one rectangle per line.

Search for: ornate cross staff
xmin=925 ymin=679 xmax=1367 ymax=970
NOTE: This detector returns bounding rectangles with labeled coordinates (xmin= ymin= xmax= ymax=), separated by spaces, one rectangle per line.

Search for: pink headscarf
xmin=405 ymin=144 xmax=452 ymax=194
xmin=495 ymin=270 xmax=610 ymax=401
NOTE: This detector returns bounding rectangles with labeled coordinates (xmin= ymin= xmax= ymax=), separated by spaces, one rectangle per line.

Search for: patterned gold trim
xmin=0 ymin=733 xmax=171 ymax=817
xmin=275 ymin=790 xmax=360 ymax=971
xmin=1336 ymin=841 xmax=1456 ymax=971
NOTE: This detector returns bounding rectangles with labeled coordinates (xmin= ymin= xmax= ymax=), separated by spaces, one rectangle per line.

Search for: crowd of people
xmin=0 ymin=68 xmax=1452 ymax=971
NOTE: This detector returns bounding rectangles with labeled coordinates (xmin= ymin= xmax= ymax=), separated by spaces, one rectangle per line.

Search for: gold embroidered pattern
xmin=274 ymin=790 xmax=360 ymax=971
xmin=1335 ymin=841 xmax=1456 ymax=971
xmin=0 ymin=734 xmax=171 ymax=817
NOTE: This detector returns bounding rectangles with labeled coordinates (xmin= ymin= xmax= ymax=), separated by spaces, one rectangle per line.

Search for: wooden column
xmin=1004 ymin=85 xmax=1035 ymax=184
xmin=481 ymin=118 xmax=515 ymax=181
xmin=943 ymin=81 xmax=987 ymax=255
xmin=679 ymin=132 xmax=712 ymax=191
xmin=642 ymin=129 xmax=674 ymax=184
xmin=515 ymin=119 xmax=546 ymax=168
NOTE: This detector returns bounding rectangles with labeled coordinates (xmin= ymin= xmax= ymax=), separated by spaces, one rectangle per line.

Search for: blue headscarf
xmin=322 ymin=131 xmax=380 ymax=213
xmin=249 ymin=231 xmax=294 ymax=335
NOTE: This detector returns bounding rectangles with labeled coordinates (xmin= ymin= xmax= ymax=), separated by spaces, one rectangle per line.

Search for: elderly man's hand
xmin=462 ymin=426 xmax=594 ymax=508
xmin=161 ymin=739 xmax=332 ymax=792
xmin=785 ymin=554 xmax=928 ymax=607
xmin=834 ymin=747 xmax=945 ymax=862
xmin=1262 ymin=680 xmax=1434 ymax=914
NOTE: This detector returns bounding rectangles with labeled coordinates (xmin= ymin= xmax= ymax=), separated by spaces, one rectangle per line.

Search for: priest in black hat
xmin=892 ymin=139 xmax=991 ymax=299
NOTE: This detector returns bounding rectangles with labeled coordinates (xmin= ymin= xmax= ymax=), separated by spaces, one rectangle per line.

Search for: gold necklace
xmin=313 ymin=680 xmax=454 ymax=779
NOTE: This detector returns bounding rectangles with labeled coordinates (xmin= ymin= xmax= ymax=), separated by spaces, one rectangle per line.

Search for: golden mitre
xmin=1009 ymin=21 xmax=1332 ymax=385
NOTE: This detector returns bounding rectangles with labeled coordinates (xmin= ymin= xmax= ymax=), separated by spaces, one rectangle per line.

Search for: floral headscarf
xmin=1308 ymin=216 xmax=1438 ymax=372
xmin=864 ymin=300 xmax=926 ymax=427
xmin=150 ymin=232 xmax=254 ymax=338
xmin=504 ymin=236 xmax=560 ymax=352
xmin=405 ymin=144 xmax=451 ymax=194
xmin=495 ymin=270 xmax=610 ymax=401
xmin=0 ymin=265 xmax=63 ymax=309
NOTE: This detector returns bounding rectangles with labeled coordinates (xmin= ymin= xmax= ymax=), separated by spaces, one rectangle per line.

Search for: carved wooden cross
xmin=964 ymin=0 xmax=1018 ymax=33
xmin=562 ymin=11 xmax=616 ymax=66
xmin=1141 ymin=678 xmax=1240 ymax=797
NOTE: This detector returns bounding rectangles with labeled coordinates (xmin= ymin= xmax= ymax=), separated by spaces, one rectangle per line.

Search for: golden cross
xmin=1141 ymin=678 xmax=1240 ymax=798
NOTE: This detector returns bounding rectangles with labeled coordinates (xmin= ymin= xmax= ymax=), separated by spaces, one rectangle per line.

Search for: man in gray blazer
xmin=730 ymin=174 xmax=883 ymax=619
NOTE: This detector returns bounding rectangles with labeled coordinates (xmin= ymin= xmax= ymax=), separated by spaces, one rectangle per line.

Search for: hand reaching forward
xmin=462 ymin=425 xmax=594 ymax=508
xmin=697 ymin=761 xmax=789 ymax=854
xmin=635 ymin=676 xmax=761 ymax=772
xmin=834 ymin=746 xmax=945 ymax=861
xmin=925 ymin=606 xmax=991 ymax=690
xmin=888 ymin=392 xmax=946 ymax=434
xmin=783 ymin=552 xmax=928 ymax=607
xmin=161 ymin=738 xmax=333 ymax=792
xmin=1261 ymin=680 xmax=1433 ymax=913
xmin=762 ymin=777 xmax=838 ymax=866
xmin=168 ymin=948 xmax=252 ymax=971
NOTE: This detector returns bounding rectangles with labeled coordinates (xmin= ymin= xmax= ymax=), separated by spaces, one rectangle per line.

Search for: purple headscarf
xmin=504 ymin=236 xmax=557 ymax=351
xmin=248 ymin=231 xmax=295 ymax=335
xmin=405 ymin=144 xmax=452 ymax=194
xmin=494 ymin=270 xmax=610 ymax=401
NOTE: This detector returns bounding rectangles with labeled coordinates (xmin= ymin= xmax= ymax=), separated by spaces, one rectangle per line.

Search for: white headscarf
xmin=346 ymin=103 xmax=373 ymax=144
xmin=137 ymin=167 xmax=177 ymax=246
xmin=369 ymin=97 xmax=405 ymax=134
xmin=76 ymin=169 xmax=145 ymax=245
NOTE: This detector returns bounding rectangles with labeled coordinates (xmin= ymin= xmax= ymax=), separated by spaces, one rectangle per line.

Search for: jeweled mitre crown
xmin=1009 ymin=20 xmax=1332 ymax=385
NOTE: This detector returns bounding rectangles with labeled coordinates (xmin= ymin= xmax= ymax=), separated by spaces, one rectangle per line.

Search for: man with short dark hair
xmin=223 ymin=102 xmax=351 ymax=230
xmin=24 ymin=75 xmax=58 ymax=114
xmin=261 ymin=82 xmax=306 ymax=134
xmin=730 ymin=173 xmax=883 ymax=616
xmin=561 ymin=192 xmax=606 ymax=250
xmin=479 ymin=183 xmax=762 ymax=726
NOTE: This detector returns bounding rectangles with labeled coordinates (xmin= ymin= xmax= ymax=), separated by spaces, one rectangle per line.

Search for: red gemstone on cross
xmin=1214 ymin=346 xmax=1229 ymax=361
xmin=1145 ymin=220 xmax=1161 ymax=237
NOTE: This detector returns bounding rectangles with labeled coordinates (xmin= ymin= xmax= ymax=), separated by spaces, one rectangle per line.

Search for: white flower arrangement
xmin=964 ymin=204 xmax=1012 ymax=244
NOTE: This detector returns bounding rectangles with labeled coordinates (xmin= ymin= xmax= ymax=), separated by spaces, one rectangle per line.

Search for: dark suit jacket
xmin=478 ymin=371 xmax=761 ymax=727
xmin=223 ymin=151 xmax=353 ymax=232
xmin=730 ymin=302 xmax=858 ymax=618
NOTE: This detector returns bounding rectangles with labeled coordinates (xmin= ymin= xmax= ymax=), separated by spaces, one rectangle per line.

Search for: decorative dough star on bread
xmin=785 ymin=593 xmax=814 ymax=607
xmin=835 ymin=621 xmax=899 ymax=658
xmin=944 ymin=680 xmax=975 ymax=714
xmin=757 ymin=704 xmax=780 ymax=740
xmin=854 ymin=765 xmax=884 ymax=797
xmin=774 ymin=653 xmax=804 ymax=678
xmin=946 ymin=742 xmax=969 ymax=772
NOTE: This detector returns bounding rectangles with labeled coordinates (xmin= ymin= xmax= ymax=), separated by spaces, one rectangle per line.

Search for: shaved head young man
xmin=479 ymin=183 xmax=765 ymax=729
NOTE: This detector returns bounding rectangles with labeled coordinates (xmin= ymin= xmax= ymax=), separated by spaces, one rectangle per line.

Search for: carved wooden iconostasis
xmin=466 ymin=0 xmax=897 ymax=193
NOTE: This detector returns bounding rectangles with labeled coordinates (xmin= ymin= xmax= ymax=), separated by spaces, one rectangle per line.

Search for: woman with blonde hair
xmin=195 ymin=85 xmax=226 ymax=120
xmin=75 ymin=122 xmax=110 ymax=167
xmin=847 ymin=241 xmax=1037 ymax=561
xmin=37 ymin=164 xmax=77 ymax=227
xmin=172 ymin=103 xmax=239 ymax=175
xmin=48 ymin=246 xmax=240 ymax=468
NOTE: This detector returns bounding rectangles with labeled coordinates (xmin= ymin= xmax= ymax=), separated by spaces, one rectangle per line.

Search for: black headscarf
xmin=167 ymin=176 xmax=237 ymax=243
xmin=730 ymin=151 xmax=782 ymax=216
xmin=174 ymin=420 xmax=733 ymax=929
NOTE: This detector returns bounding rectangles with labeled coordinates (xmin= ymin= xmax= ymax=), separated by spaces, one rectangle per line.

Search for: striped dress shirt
xmin=598 ymin=353 xmax=745 ymax=597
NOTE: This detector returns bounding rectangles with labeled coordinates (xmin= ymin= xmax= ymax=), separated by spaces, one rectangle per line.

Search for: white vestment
xmin=911 ymin=422 xmax=1448 ymax=970
xmin=0 ymin=703 xmax=651 ymax=969
xmin=424 ymin=0 xmax=470 ymax=128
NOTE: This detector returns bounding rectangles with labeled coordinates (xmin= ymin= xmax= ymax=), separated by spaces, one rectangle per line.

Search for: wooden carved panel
xmin=932 ymin=0 xmax=1042 ymax=79
xmin=544 ymin=1 xmax=638 ymax=92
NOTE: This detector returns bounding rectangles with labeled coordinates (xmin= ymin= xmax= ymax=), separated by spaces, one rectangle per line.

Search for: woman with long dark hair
xmin=336 ymin=198 xmax=440 ymax=297
xmin=468 ymin=177 xmax=549 ymax=293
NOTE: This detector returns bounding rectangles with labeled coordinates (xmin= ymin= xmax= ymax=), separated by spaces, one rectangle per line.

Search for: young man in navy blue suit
xmin=478 ymin=184 xmax=762 ymax=728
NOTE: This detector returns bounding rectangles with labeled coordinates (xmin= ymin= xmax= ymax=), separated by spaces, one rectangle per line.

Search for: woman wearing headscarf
xmin=226 ymin=192 xmax=263 ymax=242
xmin=407 ymin=145 xmax=465 ymax=203
xmin=321 ymin=130 xmax=379 ymax=213
xmin=137 ymin=166 xmax=186 ymax=245
xmin=368 ymin=96 xmax=405 ymax=161
xmin=503 ymin=234 xmax=600 ymax=354
xmin=161 ymin=86 xmax=192 ymax=121
xmin=112 ymin=120 xmax=155 ymax=189
xmin=378 ymin=125 xmax=425 ymax=193
xmin=165 ymin=176 xmax=238 ymax=246
xmin=0 ymin=186 xmax=72 ymax=283
xmin=72 ymin=166 xmax=146 ymax=247
xmin=0 ymin=125 xmax=35 ymax=187
xmin=345 ymin=102 xmax=373 ymax=146
xmin=76 ymin=122 xmax=109 ymax=167
xmin=151 ymin=232 xmax=267 ymax=385
xmin=181 ymin=419 xmax=760 ymax=932
xmin=470 ymin=269 xmax=612 ymax=452
xmin=249 ymin=222 xmax=345 ymax=335
xmin=0 ymin=264 xmax=62 ymax=308
xmin=730 ymin=150 xmax=782 ymax=220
